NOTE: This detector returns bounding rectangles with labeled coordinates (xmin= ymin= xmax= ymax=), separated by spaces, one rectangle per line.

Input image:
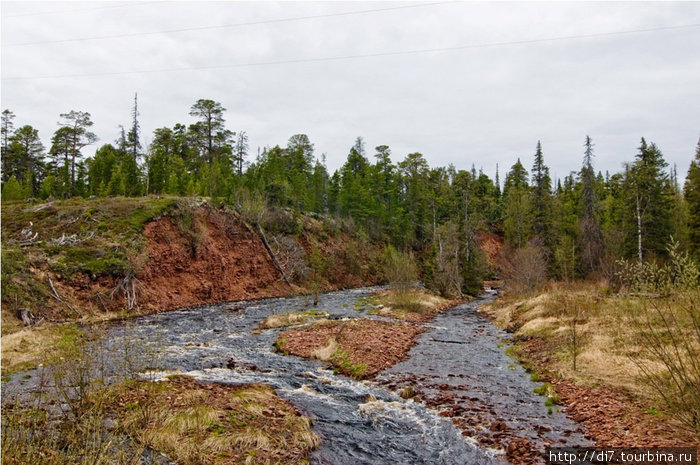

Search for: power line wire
xmin=2 ymin=1 xmax=456 ymax=47
xmin=3 ymin=1 xmax=162 ymax=19
xmin=3 ymin=23 xmax=699 ymax=81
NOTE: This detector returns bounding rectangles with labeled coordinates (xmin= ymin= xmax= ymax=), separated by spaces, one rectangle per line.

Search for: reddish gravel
xmin=278 ymin=319 xmax=424 ymax=378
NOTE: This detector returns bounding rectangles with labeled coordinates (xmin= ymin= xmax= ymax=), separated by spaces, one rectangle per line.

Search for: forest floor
xmin=480 ymin=281 xmax=700 ymax=449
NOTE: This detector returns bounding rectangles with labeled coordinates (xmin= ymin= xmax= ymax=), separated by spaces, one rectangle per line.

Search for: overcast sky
xmin=2 ymin=1 xmax=699 ymax=184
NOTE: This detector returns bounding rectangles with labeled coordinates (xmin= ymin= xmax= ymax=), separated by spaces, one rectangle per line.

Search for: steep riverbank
xmin=1 ymin=197 xmax=382 ymax=373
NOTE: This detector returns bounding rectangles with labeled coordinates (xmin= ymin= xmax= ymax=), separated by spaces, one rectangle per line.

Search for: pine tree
xmin=685 ymin=137 xmax=700 ymax=258
xmin=53 ymin=111 xmax=97 ymax=194
xmin=188 ymin=99 xmax=233 ymax=165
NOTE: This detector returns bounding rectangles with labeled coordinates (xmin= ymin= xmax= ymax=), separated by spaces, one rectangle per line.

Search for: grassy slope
xmin=481 ymin=281 xmax=700 ymax=442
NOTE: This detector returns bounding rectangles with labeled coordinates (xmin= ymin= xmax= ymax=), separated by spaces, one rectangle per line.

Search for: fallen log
xmin=256 ymin=224 xmax=291 ymax=286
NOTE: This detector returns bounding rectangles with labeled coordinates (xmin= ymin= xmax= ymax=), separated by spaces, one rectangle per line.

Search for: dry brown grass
xmin=481 ymin=281 xmax=679 ymax=395
xmin=2 ymin=369 xmax=319 ymax=465
xmin=374 ymin=287 xmax=451 ymax=321
xmin=259 ymin=310 xmax=329 ymax=329
xmin=1 ymin=326 xmax=57 ymax=374
xmin=111 ymin=376 xmax=320 ymax=464
xmin=311 ymin=336 xmax=339 ymax=362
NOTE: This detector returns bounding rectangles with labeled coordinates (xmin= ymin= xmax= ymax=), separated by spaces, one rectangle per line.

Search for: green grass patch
xmin=332 ymin=349 xmax=367 ymax=379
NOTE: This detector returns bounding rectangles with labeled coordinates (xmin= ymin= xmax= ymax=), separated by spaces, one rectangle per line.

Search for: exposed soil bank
xmin=1 ymin=198 xmax=382 ymax=373
xmin=138 ymin=210 xmax=288 ymax=312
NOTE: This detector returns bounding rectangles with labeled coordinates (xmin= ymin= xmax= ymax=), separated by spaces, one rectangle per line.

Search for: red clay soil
xmin=518 ymin=338 xmax=700 ymax=451
xmin=476 ymin=230 xmax=504 ymax=270
xmin=278 ymin=319 xmax=424 ymax=378
xmin=137 ymin=208 xmax=289 ymax=313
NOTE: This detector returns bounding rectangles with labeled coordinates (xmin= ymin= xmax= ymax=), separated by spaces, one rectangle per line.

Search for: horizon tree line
xmin=2 ymin=99 xmax=699 ymax=293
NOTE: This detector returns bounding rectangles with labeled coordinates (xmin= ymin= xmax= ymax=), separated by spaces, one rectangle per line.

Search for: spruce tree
xmin=578 ymin=135 xmax=604 ymax=275
xmin=1 ymin=109 xmax=15 ymax=180
xmin=503 ymin=159 xmax=532 ymax=248
xmin=127 ymin=93 xmax=141 ymax=160
xmin=685 ymin=137 xmax=700 ymax=258
xmin=6 ymin=125 xmax=45 ymax=194
xmin=531 ymin=141 xmax=553 ymax=250
xmin=622 ymin=138 xmax=674 ymax=261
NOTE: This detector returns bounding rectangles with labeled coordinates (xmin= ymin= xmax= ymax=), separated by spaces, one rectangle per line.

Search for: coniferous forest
xmin=2 ymin=99 xmax=699 ymax=296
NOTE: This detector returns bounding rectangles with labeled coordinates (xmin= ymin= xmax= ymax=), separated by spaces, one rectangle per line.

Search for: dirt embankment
xmin=137 ymin=208 xmax=289 ymax=313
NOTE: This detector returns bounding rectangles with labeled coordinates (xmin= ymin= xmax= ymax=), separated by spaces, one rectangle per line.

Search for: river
xmin=3 ymin=287 xmax=592 ymax=464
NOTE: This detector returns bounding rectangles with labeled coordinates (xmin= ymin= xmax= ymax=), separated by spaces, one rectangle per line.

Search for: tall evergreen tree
xmin=188 ymin=99 xmax=233 ymax=165
xmin=578 ymin=135 xmax=604 ymax=275
xmin=399 ymin=152 xmax=431 ymax=246
xmin=234 ymin=131 xmax=249 ymax=176
xmin=531 ymin=141 xmax=553 ymax=251
xmin=685 ymin=137 xmax=700 ymax=258
xmin=53 ymin=111 xmax=97 ymax=193
xmin=127 ymin=93 xmax=141 ymax=160
xmin=622 ymin=138 xmax=674 ymax=261
xmin=503 ymin=159 xmax=532 ymax=248
xmin=6 ymin=125 xmax=45 ymax=193
xmin=1 ymin=109 xmax=16 ymax=177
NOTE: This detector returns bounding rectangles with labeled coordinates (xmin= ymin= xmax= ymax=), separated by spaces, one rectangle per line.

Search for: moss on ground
xmin=1 ymin=197 xmax=177 ymax=328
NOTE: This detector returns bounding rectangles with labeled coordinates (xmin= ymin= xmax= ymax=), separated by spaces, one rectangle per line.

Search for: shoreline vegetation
xmin=481 ymin=279 xmax=700 ymax=448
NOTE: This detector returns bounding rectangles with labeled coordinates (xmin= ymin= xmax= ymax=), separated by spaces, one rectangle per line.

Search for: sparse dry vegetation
xmin=2 ymin=376 xmax=319 ymax=465
xmin=259 ymin=309 xmax=329 ymax=329
xmin=2 ymin=321 xmax=319 ymax=465
xmin=365 ymin=287 xmax=453 ymax=322
xmin=483 ymin=246 xmax=700 ymax=437
xmin=109 ymin=376 xmax=320 ymax=464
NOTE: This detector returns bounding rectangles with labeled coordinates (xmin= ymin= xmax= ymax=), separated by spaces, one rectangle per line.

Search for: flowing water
xmin=4 ymin=287 xmax=592 ymax=464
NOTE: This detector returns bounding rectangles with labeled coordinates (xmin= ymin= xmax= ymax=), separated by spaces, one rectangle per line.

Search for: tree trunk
xmin=636 ymin=193 xmax=643 ymax=263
